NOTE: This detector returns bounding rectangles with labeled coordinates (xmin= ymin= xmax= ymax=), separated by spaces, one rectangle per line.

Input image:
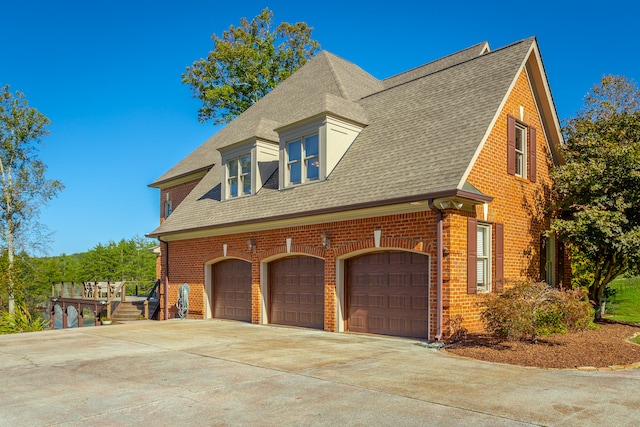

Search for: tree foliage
xmin=182 ymin=8 xmax=320 ymax=124
xmin=0 ymin=85 xmax=64 ymax=312
xmin=552 ymin=75 xmax=640 ymax=319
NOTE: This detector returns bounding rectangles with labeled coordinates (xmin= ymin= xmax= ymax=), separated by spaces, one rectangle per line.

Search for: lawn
xmin=605 ymin=276 xmax=640 ymax=323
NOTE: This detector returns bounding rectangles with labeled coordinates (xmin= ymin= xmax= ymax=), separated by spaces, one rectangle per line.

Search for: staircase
xmin=111 ymin=301 xmax=145 ymax=323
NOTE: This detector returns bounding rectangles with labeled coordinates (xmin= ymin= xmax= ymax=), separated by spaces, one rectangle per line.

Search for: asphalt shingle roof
xmin=149 ymin=38 xmax=536 ymax=237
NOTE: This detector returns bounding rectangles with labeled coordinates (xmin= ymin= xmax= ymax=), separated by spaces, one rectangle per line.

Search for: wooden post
xmin=77 ymin=303 xmax=83 ymax=327
xmin=144 ymin=300 xmax=149 ymax=319
xmin=121 ymin=283 xmax=126 ymax=302
xmin=62 ymin=305 xmax=68 ymax=329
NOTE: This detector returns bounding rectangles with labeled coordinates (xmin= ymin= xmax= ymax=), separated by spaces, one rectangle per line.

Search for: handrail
xmin=105 ymin=281 xmax=127 ymax=319
xmin=146 ymin=279 xmax=161 ymax=301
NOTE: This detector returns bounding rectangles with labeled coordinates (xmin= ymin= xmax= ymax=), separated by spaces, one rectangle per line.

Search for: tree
xmin=182 ymin=8 xmax=320 ymax=124
xmin=0 ymin=85 xmax=64 ymax=312
xmin=552 ymin=75 xmax=640 ymax=320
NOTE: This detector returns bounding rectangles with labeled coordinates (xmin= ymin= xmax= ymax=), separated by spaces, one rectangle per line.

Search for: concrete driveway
xmin=0 ymin=319 xmax=638 ymax=426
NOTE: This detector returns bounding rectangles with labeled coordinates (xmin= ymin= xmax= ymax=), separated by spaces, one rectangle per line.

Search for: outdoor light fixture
xmin=247 ymin=239 xmax=256 ymax=253
xmin=321 ymin=231 xmax=331 ymax=248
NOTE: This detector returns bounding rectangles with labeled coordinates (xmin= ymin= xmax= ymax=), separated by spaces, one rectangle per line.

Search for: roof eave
xmin=146 ymin=189 xmax=493 ymax=239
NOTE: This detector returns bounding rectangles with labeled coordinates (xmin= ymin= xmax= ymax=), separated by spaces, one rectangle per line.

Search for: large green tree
xmin=183 ymin=8 xmax=320 ymax=124
xmin=0 ymin=85 xmax=64 ymax=312
xmin=552 ymin=75 xmax=640 ymax=319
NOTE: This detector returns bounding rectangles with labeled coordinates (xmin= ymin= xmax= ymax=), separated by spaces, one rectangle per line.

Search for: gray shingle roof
xmin=149 ymin=38 xmax=537 ymax=237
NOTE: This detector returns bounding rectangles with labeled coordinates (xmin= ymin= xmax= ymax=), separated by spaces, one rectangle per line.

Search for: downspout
xmin=159 ymin=237 xmax=169 ymax=321
xmin=428 ymin=200 xmax=444 ymax=342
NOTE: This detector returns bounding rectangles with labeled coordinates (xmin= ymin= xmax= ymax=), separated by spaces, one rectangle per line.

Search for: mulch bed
xmin=444 ymin=321 xmax=640 ymax=369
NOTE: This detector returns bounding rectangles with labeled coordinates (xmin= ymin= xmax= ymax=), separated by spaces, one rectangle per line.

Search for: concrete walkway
xmin=0 ymin=320 xmax=638 ymax=426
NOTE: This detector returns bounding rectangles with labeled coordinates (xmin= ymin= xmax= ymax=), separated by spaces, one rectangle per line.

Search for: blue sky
xmin=1 ymin=1 xmax=639 ymax=256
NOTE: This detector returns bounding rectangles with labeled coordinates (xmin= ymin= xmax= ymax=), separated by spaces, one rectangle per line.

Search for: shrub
xmin=0 ymin=303 xmax=49 ymax=334
xmin=480 ymin=281 xmax=593 ymax=342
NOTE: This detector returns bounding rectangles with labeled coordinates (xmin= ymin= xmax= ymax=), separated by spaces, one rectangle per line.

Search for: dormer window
xmin=227 ymin=154 xmax=252 ymax=198
xmin=218 ymin=137 xmax=279 ymax=201
xmin=287 ymin=133 xmax=319 ymax=185
xmin=277 ymin=115 xmax=365 ymax=190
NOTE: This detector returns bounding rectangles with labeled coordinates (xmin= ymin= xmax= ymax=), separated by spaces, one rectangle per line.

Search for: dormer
xmin=276 ymin=94 xmax=367 ymax=189
xmin=218 ymin=119 xmax=280 ymax=201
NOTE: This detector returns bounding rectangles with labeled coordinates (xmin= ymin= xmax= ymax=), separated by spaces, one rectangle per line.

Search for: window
xmin=514 ymin=122 xmax=526 ymax=178
xmin=476 ymin=223 xmax=491 ymax=293
xmin=163 ymin=201 xmax=172 ymax=219
xmin=540 ymin=233 xmax=556 ymax=286
xmin=468 ymin=218 xmax=503 ymax=294
xmin=507 ymin=115 xmax=537 ymax=182
xmin=227 ymin=154 xmax=252 ymax=198
xmin=287 ymin=133 xmax=319 ymax=185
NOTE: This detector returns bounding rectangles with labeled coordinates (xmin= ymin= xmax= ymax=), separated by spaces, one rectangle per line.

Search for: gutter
xmin=148 ymin=189 xmax=493 ymax=239
xmin=428 ymin=199 xmax=444 ymax=342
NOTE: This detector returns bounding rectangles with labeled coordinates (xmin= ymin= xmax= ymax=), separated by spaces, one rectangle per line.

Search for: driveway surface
xmin=0 ymin=319 xmax=638 ymax=426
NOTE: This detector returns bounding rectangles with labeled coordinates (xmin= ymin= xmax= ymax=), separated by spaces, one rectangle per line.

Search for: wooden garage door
xmin=212 ymin=259 xmax=252 ymax=322
xmin=347 ymin=251 xmax=429 ymax=338
xmin=270 ymin=256 xmax=324 ymax=329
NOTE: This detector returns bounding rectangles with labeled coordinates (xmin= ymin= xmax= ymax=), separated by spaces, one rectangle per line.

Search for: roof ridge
xmin=365 ymin=38 xmax=534 ymax=100
xmin=383 ymin=41 xmax=489 ymax=82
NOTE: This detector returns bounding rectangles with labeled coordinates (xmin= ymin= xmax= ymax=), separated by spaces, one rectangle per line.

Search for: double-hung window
xmin=507 ymin=115 xmax=537 ymax=182
xmin=287 ymin=133 xmax=319 ymax=185
xmin=227 ymin=154 xmax=252 ymax=198
xmin=514 ymin=122 xmax=527 ymax=178
xmin=476 ymin=223 xmax=491 ymax=293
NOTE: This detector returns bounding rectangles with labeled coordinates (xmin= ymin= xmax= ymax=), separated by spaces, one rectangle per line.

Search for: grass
xmin=605 ymin=277 xmax=640 ymax=323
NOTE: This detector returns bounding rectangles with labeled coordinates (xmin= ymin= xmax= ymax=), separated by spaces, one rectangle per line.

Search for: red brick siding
xmin=453 ymin=68 xmax=566 ymax=333
xmin=158 ymin=211 xmax=438 ymax=335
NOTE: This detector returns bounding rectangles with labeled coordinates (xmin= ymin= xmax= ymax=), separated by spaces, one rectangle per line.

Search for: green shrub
xmin=480 ymin=281 xmax=593 ymax=342
xmin=0 ymin=303 xmax=49 ymax=334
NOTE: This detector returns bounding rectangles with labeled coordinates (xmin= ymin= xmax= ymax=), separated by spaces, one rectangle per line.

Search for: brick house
xmin=148 ymin=37 xmax=568 ymax=340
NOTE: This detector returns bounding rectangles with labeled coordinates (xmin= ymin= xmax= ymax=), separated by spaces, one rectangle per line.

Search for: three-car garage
xmin=209 ymin=251 xmax=430 ymax=339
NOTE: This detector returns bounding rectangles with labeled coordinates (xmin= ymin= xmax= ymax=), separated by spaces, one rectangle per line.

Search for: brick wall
xmin=450 ymin=68 xmax=568 ymax=334
xmin=158 ymin=211 xmax=438 ymax=334
xmin=159 ymin=178 xmax=201 ymax=220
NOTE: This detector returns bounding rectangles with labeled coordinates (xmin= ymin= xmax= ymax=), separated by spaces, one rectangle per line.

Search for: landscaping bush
xmin=480 ymin=281 xmax=593 ymax=342
xmin=0 ymin=303 xmax=49 ymax=334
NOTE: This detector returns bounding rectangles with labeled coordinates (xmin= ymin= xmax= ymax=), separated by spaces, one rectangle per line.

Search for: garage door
xmin=270 ymin=256 xmax=324 ymax=329
xmin=347 ymin=251 xmax=429 ymax=338
xmin=212 ymin=259 xmax=252 ymax=322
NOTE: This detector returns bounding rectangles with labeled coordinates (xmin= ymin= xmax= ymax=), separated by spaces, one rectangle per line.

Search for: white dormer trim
xmin=277 ymin=114 xmax=364 ymax=189
xmin=219 ymin=138 xmax=278 ymax=200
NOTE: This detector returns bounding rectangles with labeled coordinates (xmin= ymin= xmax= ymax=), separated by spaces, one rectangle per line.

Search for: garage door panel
xmin=270 ymin=256 xmax=324 ymax=329
xmin=212 ymin=259 xmax=252 ymax=322
xmin=347 ymin=251 xmax=429 ymax=339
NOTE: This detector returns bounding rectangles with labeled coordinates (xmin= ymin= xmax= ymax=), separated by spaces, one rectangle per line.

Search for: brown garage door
xmin=270 ymin=256 xmax=324 ymax=329
xmin=347 ymin=251 xmax=429 ymax=338
xmin=212 ymin=259 xmax=252 ymax=322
